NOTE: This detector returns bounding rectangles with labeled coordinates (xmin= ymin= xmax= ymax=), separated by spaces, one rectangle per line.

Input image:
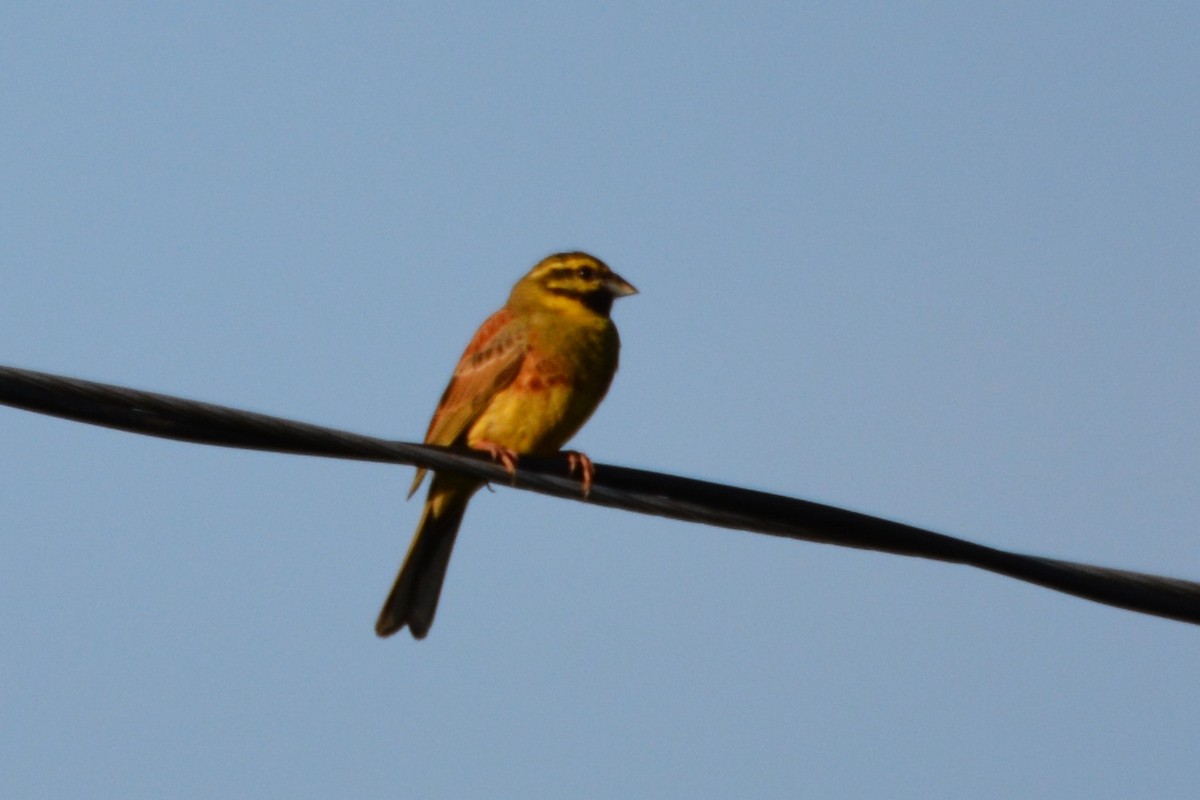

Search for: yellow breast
xmin=466 ymin=313 xmax=619 ymax=455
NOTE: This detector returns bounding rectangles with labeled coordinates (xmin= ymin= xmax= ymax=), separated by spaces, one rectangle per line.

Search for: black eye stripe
xmin=540 ymin=264 xmax=603 ymax=285
xmin=543 ymin=266 xmax=578 ymax=283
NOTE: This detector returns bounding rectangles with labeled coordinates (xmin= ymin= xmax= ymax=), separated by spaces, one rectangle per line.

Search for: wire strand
xmin=3 ymin=363 xmax=1198 ymax=627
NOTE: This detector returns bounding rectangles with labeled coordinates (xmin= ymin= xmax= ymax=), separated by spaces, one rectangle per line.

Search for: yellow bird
xmin=375 ymin=252 xmax=637 ymax=638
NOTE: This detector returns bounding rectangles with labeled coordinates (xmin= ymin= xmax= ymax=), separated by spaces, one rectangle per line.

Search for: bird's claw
xmin=473 ymin=440 xmax=519 ymax=483
xmin=565 ymin=451 xmax=595 ymax=498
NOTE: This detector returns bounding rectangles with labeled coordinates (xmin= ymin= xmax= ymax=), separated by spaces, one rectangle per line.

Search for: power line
xmin=3 ymin=363 xmax=1198 ymax=627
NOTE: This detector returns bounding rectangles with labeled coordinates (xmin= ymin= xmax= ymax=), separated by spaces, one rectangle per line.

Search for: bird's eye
xmin=577 ymin=266 xmax=596 ymax=281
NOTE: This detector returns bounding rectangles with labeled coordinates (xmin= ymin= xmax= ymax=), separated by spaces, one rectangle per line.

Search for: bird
xmin=375 ymin=252 xmax=637 ymax=639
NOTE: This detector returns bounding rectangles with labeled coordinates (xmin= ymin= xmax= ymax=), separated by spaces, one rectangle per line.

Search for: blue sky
xmin=3 ymin=4 xmax=1198 ymax=797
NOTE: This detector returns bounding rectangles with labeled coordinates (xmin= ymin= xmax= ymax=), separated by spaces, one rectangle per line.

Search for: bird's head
xmin=510 ymin=252 xmax=637 ymax=317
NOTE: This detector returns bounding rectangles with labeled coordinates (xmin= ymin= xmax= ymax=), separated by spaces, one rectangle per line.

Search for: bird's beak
xmin=605 ymin=273 xmax=638 ymax=298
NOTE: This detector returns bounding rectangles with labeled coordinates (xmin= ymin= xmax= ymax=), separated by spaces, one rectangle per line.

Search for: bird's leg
xmin=471 ymin=440 xmax=519 ymax=482
xmin=564 ymin=451 xmax=595 ymax=498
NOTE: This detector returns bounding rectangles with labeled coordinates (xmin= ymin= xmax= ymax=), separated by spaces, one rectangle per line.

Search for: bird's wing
xmin=408 ymin=308 xmax=527 ymax=497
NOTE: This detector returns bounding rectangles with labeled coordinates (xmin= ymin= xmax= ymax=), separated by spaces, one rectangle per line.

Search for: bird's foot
xmin=472 ymin=440 xmax=519 ymax=482
xmin=565 ymin=451 xmax=595 ymax=498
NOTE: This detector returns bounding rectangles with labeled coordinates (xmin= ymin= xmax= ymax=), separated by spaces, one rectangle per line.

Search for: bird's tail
xmin=375 ymin=477 xmax=478 ymax=639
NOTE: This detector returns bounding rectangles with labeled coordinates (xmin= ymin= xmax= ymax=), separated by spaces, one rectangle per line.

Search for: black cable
xmin=3 ymin=363 xmax=1198 ymax=626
